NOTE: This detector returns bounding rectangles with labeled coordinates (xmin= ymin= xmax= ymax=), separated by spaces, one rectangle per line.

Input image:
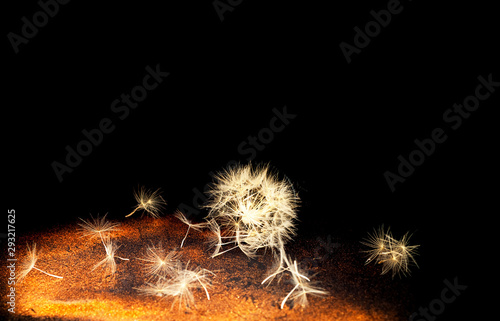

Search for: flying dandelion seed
xmin=92 ymin=236 xmax=129 ymax=275
xmin=126 ymin=186 xmax=166 ymax=218
xmin=380 ymin=231 xmax=419 ymax=277
xmin=361 ymin=225 xmax=419 ymax=278
xmin=138 ymin=243 xmax=180 ymax=279
xmin=17 ymin=242 xmax=63 ymax=282
xmin=174 ymin=210 xmax=207 ymax=248
xmin=136 ymin=261 xmax=214 ymax=310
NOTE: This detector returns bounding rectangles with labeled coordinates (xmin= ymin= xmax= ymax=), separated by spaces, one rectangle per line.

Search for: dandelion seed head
xmin=204 ymin=163 xmax=299 ymax=258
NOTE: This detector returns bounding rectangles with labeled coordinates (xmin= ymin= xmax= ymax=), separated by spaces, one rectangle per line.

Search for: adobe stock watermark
xmin=409 ymin=277 xmax=467 ymax=321
xmin=7 ymin=209 xmax=16 ymax=313
xmin=339 ymin=0 xmax=412 ymax=64
xmin=177 ymin=106 xmax=297 ymax=219
xmin=7 ymin=0 xmax=71 ymax=54
xmin=213 ymin=0 xmax=244 ymax=22
xmin=51 ymin=64 xmax=170 ymax=182
xmin=384 ymin=73 xmax=499 ymax=192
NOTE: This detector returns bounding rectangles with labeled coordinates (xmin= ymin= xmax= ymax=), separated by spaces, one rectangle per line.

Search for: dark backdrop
xmin=4 ymin=1 xmax=498 ymax=320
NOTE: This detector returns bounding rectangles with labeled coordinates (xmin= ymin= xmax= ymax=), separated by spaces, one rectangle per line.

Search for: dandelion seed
xmin=361 ymin=225 xmax=390 ymax=265
xmin=92 ymin=236 xmax=128 ymax=275
xmin=263 ymin=254 xmax=327 ymax=309
xmin=174 ymin=211 xmax=207 ymax=248
xmin=206 ymin=218 xmax=223 ymax=258
xmin=261 ymin=246 xmax=289 ymax=286
xmin=78 ymin=213 xmax=121 ymax=236
xmin=168 ymin=262 xmax=214 ymax=304
xmin=136 ymin=261 xmax=214 ymax=310
xmin=280 ymin=259 xmax=328 ymax=309
xmin=78 ymin=213 xmax=121 ymax=251
xmin=126 ymin=186 xmax=166 ymax=218
xmin=136 ymin=278 xmax=171 ymax=298
xmin=18 ymin=243 xmax=63 ymax=282
xmin=138 ymin=243 xmax=180 ymax=279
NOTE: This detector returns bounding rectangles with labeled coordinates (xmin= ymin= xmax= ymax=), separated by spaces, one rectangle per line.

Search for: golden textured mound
xmin=2 ymin=215 xmax=412 ymax=321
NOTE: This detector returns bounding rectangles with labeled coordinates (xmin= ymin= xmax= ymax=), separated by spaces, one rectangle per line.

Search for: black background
xmin=4 ymin=1 xmax=498 ymax=320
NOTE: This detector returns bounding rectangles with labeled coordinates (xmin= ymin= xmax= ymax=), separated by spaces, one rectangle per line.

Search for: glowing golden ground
xmin=2 ymin=215 xmax=411 ymax=320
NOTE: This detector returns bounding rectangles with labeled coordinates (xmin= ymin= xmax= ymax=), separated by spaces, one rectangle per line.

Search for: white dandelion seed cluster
xmin=203 ymin=163 xmax=327 ymax=308
xmin=361 ymin=225 xmax=419 ymax=278
xmin=203 ymin=163 xmax=299 ymax=258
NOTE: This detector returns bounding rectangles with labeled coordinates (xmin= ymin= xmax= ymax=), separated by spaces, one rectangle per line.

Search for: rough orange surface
xmin=1 ymin=215 xmax=413 ymax=320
